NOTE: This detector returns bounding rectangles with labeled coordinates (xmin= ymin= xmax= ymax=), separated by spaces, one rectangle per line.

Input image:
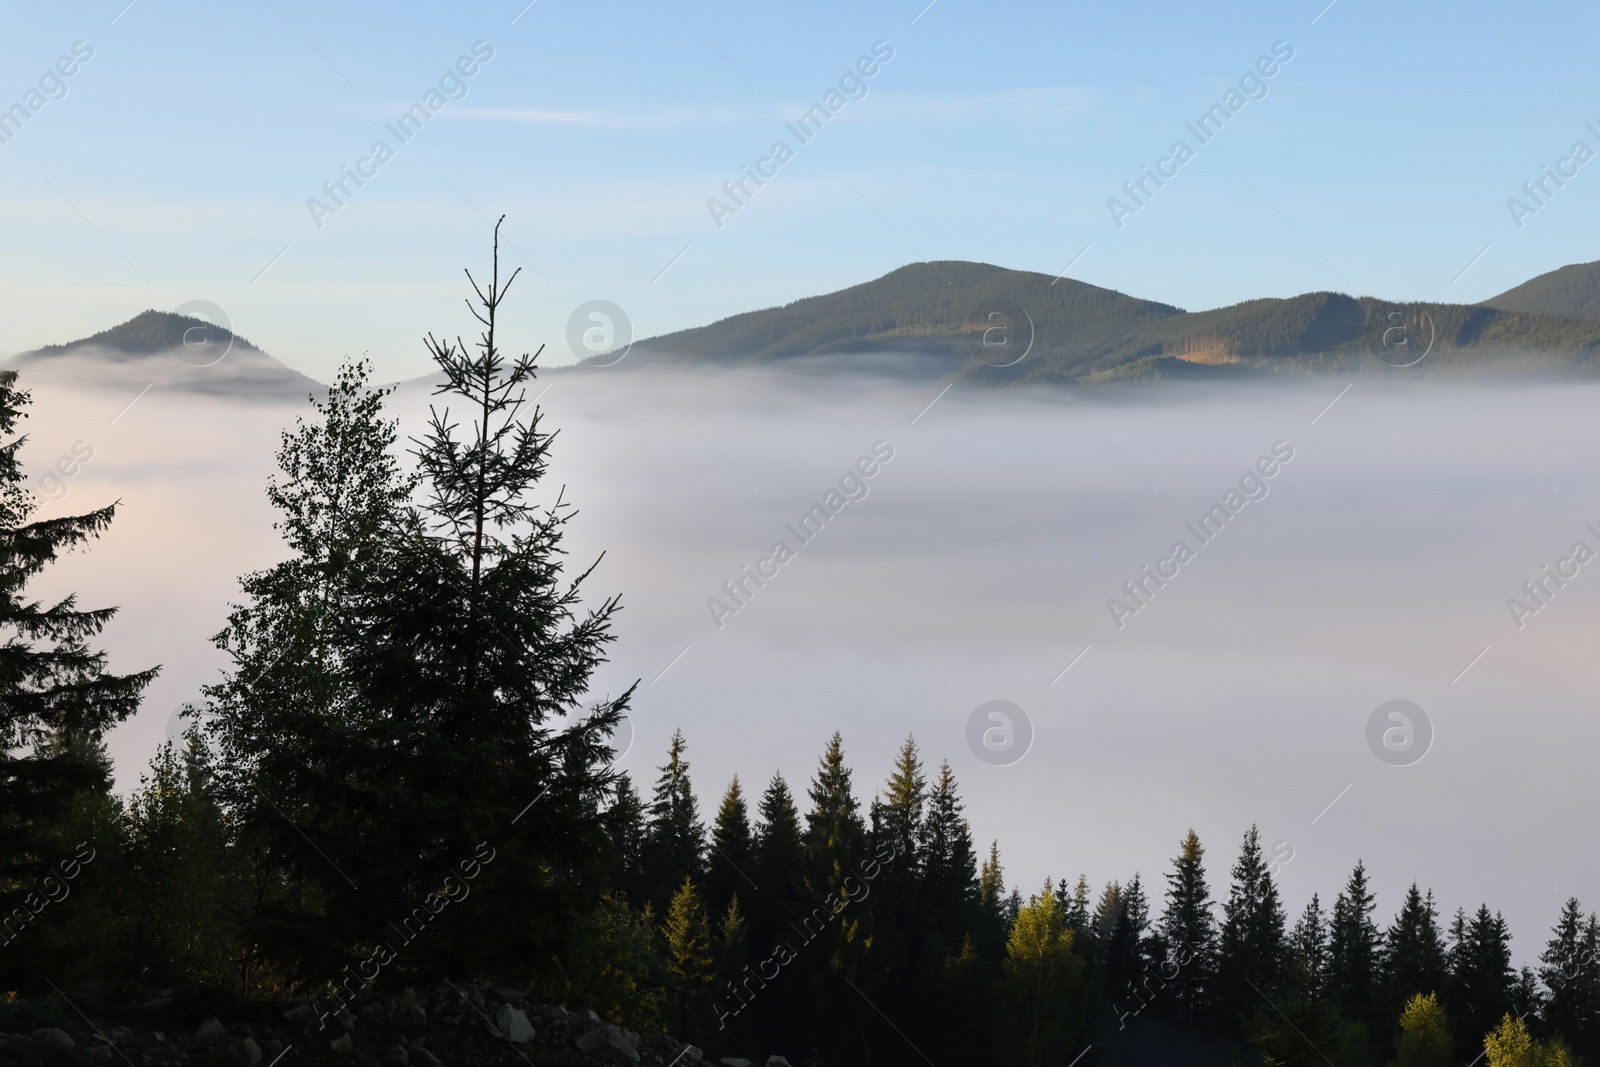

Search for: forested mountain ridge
xmin=619 ymin=260 xmax=1600 ymax=384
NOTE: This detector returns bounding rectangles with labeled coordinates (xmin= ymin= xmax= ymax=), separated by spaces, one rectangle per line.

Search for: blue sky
xmin=2 ymin=0 xmax=1596 ymax=382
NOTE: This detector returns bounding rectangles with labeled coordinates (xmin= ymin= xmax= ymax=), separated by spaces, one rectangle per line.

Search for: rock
xmin=406 ymin=1005 xmax=428 ymax=1027
xmin=395 ymin=988 xmax=422 ymax=1012
xmin=582 ymin=1009 xmax=601 ymax=1024
xmin=330 ymin=1033 xmax=353 ymax=1052
xmin=719 ymin=1060 xmax=755 ymax=1067
xmin=86 ymin=1046 xmax=112 ymax=1062
xmin=411 ymin=1048 xmax=442 ymax=1067
xmin=679 ymin=1045 xmax=704 ymax=1063
xmin=195 ymin=1018 xmax=226 ymax=1043
xmin=360 ymin=1001 xmax=388 ymax=1020
xmin=766 ymin=1058 xmax=793 ymax=1067
xmin=137 ymin=996 xmax=173 ymax=1011
xmin=489 ymin=983 xmax=526 ymax=1003
xmin=382 ymin=1045 xmax=410 ymax=1066
xmin=533 ymin=1004 xmax=566 ymax=1023
xmin=282 ymin=1004 xmax=315 ymax=1024
xmin=263 ymin=1039 xmax=285 ymax=1059
xmin=577 ymin=1024 xmax=641 ymax=1064
xmin=496 ymin=1004 xmax=535 ymax=1043
xmin=236 ymin=1037 xmax=263 ymax=1066
xmin=32 ymin=1028 xmax=75 ymax=1050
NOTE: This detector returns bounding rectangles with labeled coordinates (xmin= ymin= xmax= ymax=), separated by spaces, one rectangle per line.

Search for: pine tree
xmin=1384 ymin=885 xmax=1447 ymax=1037
xmin=662 ymin=877 xmax=716 ymax=1036
xmin=919 ymin=760 xmax=979 ymax=953
xmin=1449 ymin=905 xmax=1516 ymax=1059
xmin=643 ymin=729 xmax=705 ymax=912
xmin=978 ymin=840 xmax=1011 ymax=965
xmin=213 ymin=232 xmax=634 ymax=982
xmin=1538 ymin=899 xmax=1598 ymax=1056
xmin=1288 ymin=894 xmax=1329 ymax=998
xmin=747 ymin=772 xmax=805 ymax=1056
xmin=1327 ymin=861 xmax=1380 ymax=1025
xmin=1106 ymin=874 xmax=1155 ymax=1019
xmin=609 ymin=773 xmax=648 ymax=904
xmin=1000 ymin=881 xmax=1090 ymax=1066
xmin=0 ymin=367 xmax=158 ymax=990
xmin=1062 ymin=875 xmax=1092 ymax=942
xmin=705 ymin=776 xmax=754 ymax=921
xmin=1216 ymin=825 xmax=1287 ymax=1030
xmin=1158 ymin=829 xmax=1217 ymax=1025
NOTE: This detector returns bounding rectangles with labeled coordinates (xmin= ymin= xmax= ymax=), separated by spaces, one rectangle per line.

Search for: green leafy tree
xmin=0 ymin=367 xmax=158 ymax=991
xmin=1000 ymin=881 xmax=1090 ymax=1067
xmin=562 ymin=891 xmax=662 ymax=1031
xmin=1482 ymin=1012 xmax=1578 ymax=1067
xmin=1391 ymin=992 xmax=1452 ymax=1067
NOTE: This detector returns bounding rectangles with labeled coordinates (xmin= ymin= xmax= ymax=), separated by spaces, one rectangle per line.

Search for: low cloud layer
xmin=25 ymin=361 xmax=1597 ymax=961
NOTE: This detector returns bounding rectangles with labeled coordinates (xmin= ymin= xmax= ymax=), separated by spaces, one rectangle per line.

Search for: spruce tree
xmin=1158 ymin=829 xmax=1217 ymax=1025
xmin=213 ymin=230 xmax=634 ymax=982
xmin=1538 ymin=899 xmax=1598 ymax=1055
xmin=662 ymin=877 xmax=715 ymax=1036
xmin=1383 ymin=884 xmax=1447 ymax=1035
xmin=1448 ymin=905 xmax=1516 ymax=1058
xmin=0 ymin=367 xmax=158 ymax=991
xmin=1216 ymin=825 xmax=1287 ymax=1030
xmin=999 ymin=882 xmax=1090 ymax=1065
xmin=705 ymin=776 xmax=753 ymax=921
xmin=918 ymin=760 xmax=979 ymax=953
xmin=1327 ymin=861 xmax=1380 ymax=1024
xmin=748 ymin=772 xmax=805 ymax=1054
xmin=609 ymin=772 xmax=648 ymax=905
xmin=978 ymin=841 xmax=1011 ymax=964
xmin=1106 ymin=874 xmax=1156 ymax=1019
xmin=800 ymin=732 xmax=871 ymax=1059
xmin=1288 ymin=894 xmax=1329 ymax=998
xmin=643 ymin=729 xmax=705 ymax=912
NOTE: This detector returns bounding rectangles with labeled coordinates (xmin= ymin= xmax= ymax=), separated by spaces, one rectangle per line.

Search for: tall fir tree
xmin=748 ymin=772 xmax=806 ymax=1056
xmin=642 ymin=729 xmax=705 ymax=913
xmin=865 ymin=736 xmax=926 ymax=1061
xmin=1326 ymin=861 xmax=1380 ymax=1026
xmin=1216 ymin=825 xmax=1287 ymax=1031
xmin=212 ymin=230 xmax=633 ymax=983
xmin=978 ymin=840 xmax=1011 ymax=965
xmin=1448 ymin=905 xmax=1516 ymax=1059
xmin=1000 ymin=882 xmax=1090 ymax=1066
xmin=705 ymin=776 xmax=753 ymax=921
xmin=1158 ymin=829 xmax=1218 ymax=1026
xmin=1383 ymin=884 xmax=1447 ymax=1037
xmin=0 ymin=367 xmax=158 ymax=991
xmin=1538 ymin=899 xmax=1598 ymax=1056
xmin=662 ymin=877 xmax=716 ymax=1037
xmin=608 ymin=773 xmax=648 ymax=905
xmin=918 ymin=760 xmax=979 ymax=953
xmin=1105 ymin=874 xmax=1156 ymax=1020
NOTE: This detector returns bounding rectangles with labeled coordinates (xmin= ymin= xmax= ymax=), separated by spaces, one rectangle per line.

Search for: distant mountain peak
xmin=1483 ymin=261 xmax=1600 ymax=322
xmin=31 ymin=309 xmax=259 ymax=358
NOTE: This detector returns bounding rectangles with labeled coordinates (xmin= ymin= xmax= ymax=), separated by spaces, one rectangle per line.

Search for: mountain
xmin=616 ymin=260 xmax=1600 ymax=384
xmin=7 ymin=310 xmax=324 ymax=400
xmin=1483 ymin=260 xmax=1600 ymax=321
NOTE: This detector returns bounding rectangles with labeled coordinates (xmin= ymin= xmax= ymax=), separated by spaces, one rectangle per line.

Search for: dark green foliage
xmin=705 ymin=776 xmax=753 ymax=921
xmin=0 ymin=367 xmax=158 ymax=992
xmin=1216 ymin=825 xmax=1287 ymax=1032
xmin=1327 ymin=861 xmax=1381 ymax=1028
xmin=1382 ymin=884 xmax=1447 ymax=1039
xmin=1484 ymin=259 xmax=1600 ymax=320
xmin=643 ymin=730 xmax=706 ymax=913
xmin=1538 ymin=899 xmax=1600 ymax=1057
xmin=1448 ymin=905 xmax=1516 ymax=1058
xmin=1158 ymin=829 xmax=1217 ymax=1026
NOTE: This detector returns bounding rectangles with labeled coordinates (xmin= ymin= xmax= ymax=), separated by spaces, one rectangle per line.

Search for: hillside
xmin=8 ymin=310 xmax=324 ymax=400
xmin=619 ymin=261 xmax=1600 ymax=383
xmin=1483 ymin=260 xmax=1600 ymax=321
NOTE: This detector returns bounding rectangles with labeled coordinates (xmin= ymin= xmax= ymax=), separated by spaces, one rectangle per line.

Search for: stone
xmin=489 ymin=983 xmax=526 ymax=1002
xmin=765 ymin=1058 xmax=793 ymax=1067
xmin=533 ymin=1005 xmax=566 ymax=1023
xmin=678 ymin=1045 xmax=704 ymax=1063
xmin=382 ymin=1045 xmax=410 ymax=1066
xmin=406 ymin=1006 xmax=428 ymax=1027
xmin=360 ymin=1001 xmax=387 ymax=1020
xmin=719 ymin=1060 xmax=755 ymax=1067
xmin=410 ymin=1046 xmax=442 ymax=1067
xmin=496 ymin=1004 xmax=534 ymax=1043
xmin=330 ymin=1033 xmax=353 ymax=1052
xmin=236 ymin=1037 xmax=263 ymax=1066
xmin=395 ymin=988 xmax=422 ymax=1012
xmin=195 ymin=1018 xmax=226 ymax=1043
xmin=32 ymin=1028 xmax=74 ymax=1050
xmin=282 ymin=1004 xmax=315 ymax=1025
xmin=577 ymin=1024 xmax=640 ymax=1064
xmin=137 ymin=996 xmax=173 ymax=1011
xmin=86 ymin=1047 xmax=112 ymax=1062
xmin=582 ymin=1009 xmax=601 ymax=1024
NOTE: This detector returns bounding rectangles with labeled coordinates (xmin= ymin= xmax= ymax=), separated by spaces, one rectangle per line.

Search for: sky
xmin=3 ymin=0 xmax=1599 ymax=381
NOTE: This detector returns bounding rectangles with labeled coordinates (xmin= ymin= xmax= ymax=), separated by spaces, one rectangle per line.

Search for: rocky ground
xmin=0 ymin=985 xmax=791 ymax=1067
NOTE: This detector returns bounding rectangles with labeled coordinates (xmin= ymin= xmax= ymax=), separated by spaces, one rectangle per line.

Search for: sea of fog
xmin=19 ymin=361 xmax=1600 ymax=962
